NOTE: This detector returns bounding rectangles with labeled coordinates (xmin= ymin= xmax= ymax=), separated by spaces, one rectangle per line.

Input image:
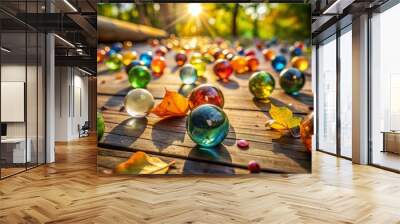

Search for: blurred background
xmin=98 ymin=3 xmax=310 ymax=43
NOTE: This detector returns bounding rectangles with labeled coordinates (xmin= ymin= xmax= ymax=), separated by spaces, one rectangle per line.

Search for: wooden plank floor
xmin=0 ymin=136 xmax=399 ymax=223
xmin=98 ymin=43 xmax=312 ymax=173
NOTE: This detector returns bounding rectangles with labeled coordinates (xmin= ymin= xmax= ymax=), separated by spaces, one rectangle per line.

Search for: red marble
xmin=213 ymin=59 xmax=233 ymax=82
xmin=188 ymin=84 xmax=224 ymax=110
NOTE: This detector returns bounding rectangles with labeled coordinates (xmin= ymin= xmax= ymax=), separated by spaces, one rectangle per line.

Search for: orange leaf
xmin=115 ymin=151 xmax=172 ymax=174
xmin=151 ymin=90 xmax=189 ymax=118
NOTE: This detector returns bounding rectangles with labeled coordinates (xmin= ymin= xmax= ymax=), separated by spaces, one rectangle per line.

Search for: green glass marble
xmin=190 ymin=59 xmax=206 ymax=77
xmin=186 ymin=104 xmax=229 ymax=148
xmin=279 ymin=68 xmax=305 ymax=95
xmin=248 ymin=71 xmax=275 ymax=99
xmin=97 ymin=112 xmax=105 ymax=141
xmin=105 ymin=53 xmax=123 ymax=71
xmin=128 ymin=66 xmax=152 ymax=89
xmin=180 ymin=64 xmax=198 ymax=84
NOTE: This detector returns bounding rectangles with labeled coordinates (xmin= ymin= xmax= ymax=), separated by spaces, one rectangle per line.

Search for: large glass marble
xmin=97 ymin=112 xmax=105 ymax=141
xmin=188 ymin=84 xmax=224 ymax=110
xmin=271 ymin=55 xmax=287 ymax=72
xmin=105 ymin=53 xmax=123 ymax=71
xmin=190 ymin=59 xmax=206 ymax=76
xmin=186 ymin=104 xmax=230 ymax=148
xmin=139 ymin=51 xmax=153 ymax=67
xmin=248 ymin=71 xmax=275 ymax=99
xmin=279 ymin=68 xmax=305 ymax=95
xmin=124 ymin=89 xmax=155 ymax=118
xmin=128 ymin=66 xmax=152 ymax=89
xmin=231 ymin=56 xmax=248 ymax=74
xmin=151 ymin=56 xmax=166 ymax=77
xmin=175 ymin=51 xmax=187 ymax=66
xmin=180 ymin=64 xmax=198 ymax=84
xmin=246 ymin=56 xmax=260 ymax=72
xmin=291 ymin=56 xmax=309 ymax=72
xmin=213 ymin=59 xmax=233 ymax=82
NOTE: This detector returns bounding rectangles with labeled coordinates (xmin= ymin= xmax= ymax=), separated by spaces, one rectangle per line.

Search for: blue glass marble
xmin=237 ymin=48 xmax=245 ymax=56
xmin=279 ymin=68 xmax=305 ymax=95
xmin=111 ymin=42 xmax=123 ymax=52
xmin=290 ymin=47 xmax=303 ymax=57
xmin=139 ymin=51 xmax=153 ymax=68
xmin=125 ymin=60 xmax=144 ymax=73
xmin=106 ymin=49 xmax=117 ymax=57
xmin=186 ymin=104 xmax=229 ymax=148
xmin=271 ymin=55 xmax=287 ymax=72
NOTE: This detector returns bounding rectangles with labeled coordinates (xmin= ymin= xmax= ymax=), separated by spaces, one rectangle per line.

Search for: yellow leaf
xmin=267 ymin=104 xmax=302 ymax=130
xmin=151 ymin=90 xmax=189 ymax=118
xmin=115 ymin=151 xmax=173 ymax=174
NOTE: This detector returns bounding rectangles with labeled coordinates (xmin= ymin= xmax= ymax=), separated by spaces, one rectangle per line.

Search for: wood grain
xmin=98 ymin=43 xmax=312 ymax=173
xmin=1 ymin=136 xmax=400 ymax=223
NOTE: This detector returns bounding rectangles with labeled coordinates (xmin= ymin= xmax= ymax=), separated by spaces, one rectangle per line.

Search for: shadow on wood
xmin=151 ymin=117 xmax=186 ymax=151
xmin=104 ymin=117 xmax=148 ymax=147
xmin=183 ymin=145 xmax=234 ymax=175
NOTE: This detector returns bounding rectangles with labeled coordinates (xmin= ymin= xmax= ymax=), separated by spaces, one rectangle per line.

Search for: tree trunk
xmin=137 ymin=4 xmax=151 ymax=26
xmin=232 ymin=3 xmax=239 ymax=37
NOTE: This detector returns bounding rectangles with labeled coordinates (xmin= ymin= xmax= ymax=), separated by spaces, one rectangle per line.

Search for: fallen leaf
xmin=115 ymin=151 xmax=174 ymax=174
xmin=266 ymin=104 xmax=302 ymax=130
xmin=152 ymin=90 xmax=189 ymax=118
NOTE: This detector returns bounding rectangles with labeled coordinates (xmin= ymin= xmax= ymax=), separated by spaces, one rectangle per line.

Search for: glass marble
xmin=231 ymin=56 xmax=248 ymax=74
xmin=290 ymin=46 xmax=303 ymax=57
xmin=236 ymin=46 xmax=245 ymax=56
xmin=279 ymin=68 xmax=305 ymax=95
xmin=190 ymin=52 xmax=203 ymax=63
xmin=151 ymin=56 xmax=166 ymax=77
xmin=97 ymin=112 xmax=105 ymax=141
xmin=175 ymin=51 xmax=187 ymax=66
xmin=123 ymin=40 xmax=133 ymax=49
xmin=105 ymin=53 xmax=123 ymax=71
xmin=246 ymin=56 xmax=260 ymax=72
xmin=150 ymin=39 xmax=159 ymax=48
xmin=190 ymin=59 xmax=206 ymax=77
xmin=213 ymin=59 xmax=233 ymax=82
xmin=291 ymin=56 xmax=309 ymax=72
xmin=222 ymin=49 xmax=235 ymax=61
xmin=186 ymin=104 xmax=229 ymax=148
xmin=139 ymin=51 xmax=153 ymax=68
xmin=188 ymin=84 xmax=224 ymax=110
xmin=124 ymin=88 xmax=155 ymax=118
xmin=202 ymin=53 xmax=214 ymax=64
xmin=248 ymin=71 xmax=275 ymax=99
xmin=155 ymin=46 xmax=168 ymax=57
xmin=125 ymin=60 xmax=144 ymax=73
xmin=128 ymin=66 xmax=152 ymax=89
xmin=262 ymin=49 xmax=276 ymax=61
xmin=271 ymin=55 xmax=287 ymax=72
xmin=212 ymin=50 xmax=224 ymax=60
xmin=97 ymin=49 xmax=106 ymax=63
xmin=245 ymin=49 xmax=256 ymax=57
xmin=122 ymin=50 xmax=138 ymax=66
xmin=180 ymin=64 xmax=198 ymax=84
xmin=300 ymin=112 xmax=313 ymax=152
xmin=111 ymin=42 xmax=123 ymax=52
xmin=106 ymin=48 xmax=116 ymax=57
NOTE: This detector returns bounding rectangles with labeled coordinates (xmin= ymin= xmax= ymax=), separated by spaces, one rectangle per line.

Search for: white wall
xmin=54 ymin=67 xmax=89 ymax=141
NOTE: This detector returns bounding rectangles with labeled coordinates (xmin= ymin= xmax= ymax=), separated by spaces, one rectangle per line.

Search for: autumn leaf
xmin=115 ymin=151 xmax=174 ymax=174
xmin=151 ymin=89 xmax=189 ymax=118
xmin=266 ymin=104 xmax=302 ymax=131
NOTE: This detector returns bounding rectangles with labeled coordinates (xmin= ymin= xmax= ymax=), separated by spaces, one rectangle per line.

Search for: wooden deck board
xmin=98 ymin=43 xmax=312 ymax=173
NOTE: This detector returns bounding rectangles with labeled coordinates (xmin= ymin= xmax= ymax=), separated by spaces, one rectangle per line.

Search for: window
xmin=317 ymin=35 xmax=337 ymax=154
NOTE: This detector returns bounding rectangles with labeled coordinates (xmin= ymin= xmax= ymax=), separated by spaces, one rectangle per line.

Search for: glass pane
xmin=38 ymin=33 xmax=45 ymax=165
xmin=0 ymin=19 xmax=27 ymax=177
xmin=339 ymin=29 xmax=352 ymax=158
xmin=27 ymin=31 xmax=38 ymax=169
xmin=317 ymin=37 xmax=337 ymax=154
xmin=371 ymin=4 xmax=400 ymax=171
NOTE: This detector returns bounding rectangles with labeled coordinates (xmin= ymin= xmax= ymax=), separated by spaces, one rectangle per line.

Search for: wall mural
xmin=97 ymin=3 xmax=313 ymax=175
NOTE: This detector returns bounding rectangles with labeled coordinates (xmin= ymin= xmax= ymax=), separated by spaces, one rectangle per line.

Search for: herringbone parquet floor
xmin=0 ymin=136 xmax=399 ymax=224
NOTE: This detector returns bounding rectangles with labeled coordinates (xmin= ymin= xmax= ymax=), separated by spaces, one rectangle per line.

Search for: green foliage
xmin=98 ymin=3 xmax=310 ymax=42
